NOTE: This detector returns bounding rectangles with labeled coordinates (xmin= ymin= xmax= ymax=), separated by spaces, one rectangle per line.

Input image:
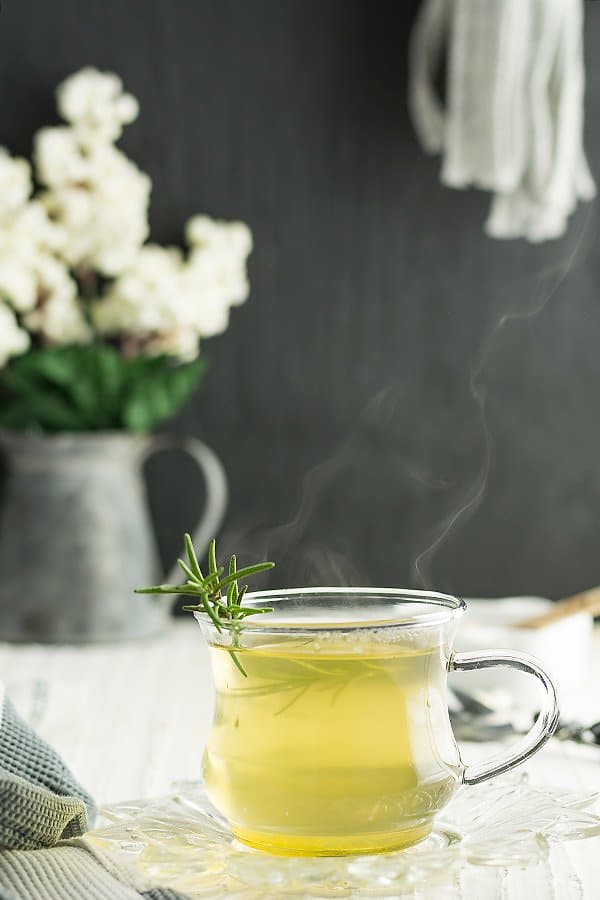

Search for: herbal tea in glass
xmin=137 ymin=539 xmax=559 ymax=857
xmin=203 ymin=629 xmax=458 ymax=854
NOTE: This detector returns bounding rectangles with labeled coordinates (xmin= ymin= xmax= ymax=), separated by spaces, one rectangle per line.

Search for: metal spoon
xmin=449 ymin=687 xmax=600 ymax=746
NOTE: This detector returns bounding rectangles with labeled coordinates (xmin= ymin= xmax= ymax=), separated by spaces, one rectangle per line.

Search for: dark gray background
xmin=1 ymin=0 xmax=599 ymax=599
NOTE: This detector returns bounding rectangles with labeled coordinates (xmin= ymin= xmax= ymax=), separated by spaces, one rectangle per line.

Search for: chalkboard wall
xmin=1 ymin=1 xmax=599 ymax=599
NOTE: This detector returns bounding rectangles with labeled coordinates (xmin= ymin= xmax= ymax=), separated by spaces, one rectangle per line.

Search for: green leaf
xmin=89 ymin=345 xmax=126 ymax=424
xmin=0 ymin=345 xmax=205 ymax=434
xmin=229 ymin=650 xmax=247 ymax=677
xmin=134 ymin=584 xmax=204 ymax=595
xmin=200 ymin=591 xmax=223 ymax=632
xmin=208 ymin=539 xmax=218 ymax=577
xmin=177 ymin=558 xmax=200 ymax=582
xmin=0 ymin=401 xmax=36 ymax=430
xmin=0 ymin=363 xmax=88 ymax=430
xmin=0 ymin=347 xmax=108 ymax=429
xmin=226 ymin=555 xmax=239 ymax=607
xmin=19 ymin=348 xmax=96 ymax=417
xmin=231 ymin=605 xmax=273 ymax=617
xmin=184 ymin=532 xmax=203 ymax=580
xmin=227 ymin=582 xmax=237 ymax=608
xmin=201 ymin=567 xmax=224 ymax=585
xmin=215 ymin=562 xmax=275 ymax=593
xmin=122 ymin=356 xmax=206 ymax=432
xmin=136 ymin=539 xmax=276 ymax=677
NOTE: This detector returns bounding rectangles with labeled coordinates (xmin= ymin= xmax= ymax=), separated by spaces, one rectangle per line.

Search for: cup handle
xmin=449 ymin=650 xmax=560 ymax=785
xmin=140 ymin=435 xmax=228 ymax=584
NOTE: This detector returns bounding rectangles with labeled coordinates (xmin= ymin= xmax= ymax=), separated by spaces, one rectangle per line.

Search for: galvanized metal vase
xmin=0 ymin=430 xmax=227 ymax=643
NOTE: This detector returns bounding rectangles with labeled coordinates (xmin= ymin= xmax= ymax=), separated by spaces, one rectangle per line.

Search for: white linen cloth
xmin=409 ymin=0 xmax=596 ymax=241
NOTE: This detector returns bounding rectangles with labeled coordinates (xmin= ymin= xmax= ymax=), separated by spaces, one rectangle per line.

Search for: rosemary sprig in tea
xmin=135 ymin=535 xmax=274 ymax=675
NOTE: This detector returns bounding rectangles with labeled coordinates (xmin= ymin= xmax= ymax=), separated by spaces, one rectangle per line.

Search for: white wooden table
xmin=2 ymin=621 xmax=600 ymax=898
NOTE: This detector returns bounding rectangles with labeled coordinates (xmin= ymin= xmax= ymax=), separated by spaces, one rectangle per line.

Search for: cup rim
xmin=195 ymin=586 xmax=466 ymax=633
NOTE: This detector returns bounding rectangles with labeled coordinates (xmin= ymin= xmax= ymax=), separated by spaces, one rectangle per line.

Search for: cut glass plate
xmin=88 ymin=774 xmax=600 ymax=898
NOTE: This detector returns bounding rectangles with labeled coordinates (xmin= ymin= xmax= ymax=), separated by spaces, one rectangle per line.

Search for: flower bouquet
xmin=0 ymin=67 xmax=252 ymax=431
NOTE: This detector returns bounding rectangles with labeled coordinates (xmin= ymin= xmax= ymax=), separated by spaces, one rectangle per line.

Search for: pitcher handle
xmin=140 ymin=435 xmax=228 ymax=584
xmin=449 ymin=650 xmax=559 ymax=785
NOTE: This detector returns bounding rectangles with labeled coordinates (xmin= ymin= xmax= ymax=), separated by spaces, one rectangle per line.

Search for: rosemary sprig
xmin=135 ymin=535 xmax=274 ymax=675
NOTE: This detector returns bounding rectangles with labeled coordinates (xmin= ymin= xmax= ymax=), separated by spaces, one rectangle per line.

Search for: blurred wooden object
xmin=519 ymin=587 xmax=600 ymax=630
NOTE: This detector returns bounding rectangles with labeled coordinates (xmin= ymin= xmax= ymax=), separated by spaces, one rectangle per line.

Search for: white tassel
xmin=408 ymin=0 xmax=450 ymax=155
xmin=408 ymin=0 xmax=595 ymax=242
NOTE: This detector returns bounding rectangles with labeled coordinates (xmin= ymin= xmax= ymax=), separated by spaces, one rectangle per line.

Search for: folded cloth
xmin=0 ymin=685 xmax=189 ymax=900
xmin=0 ymin=843 xmax=190 ymax=900
xmin=0 ymin=686 xmax=95 ymax=850
xmin=409 ymin=0 xmax=595 ymax=242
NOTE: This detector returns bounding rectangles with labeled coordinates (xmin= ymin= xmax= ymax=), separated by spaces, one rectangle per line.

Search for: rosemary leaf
xmin=227 ymin=583 xmax=236 ymax=607
xmin=177 ymin=558 xmax=200 ymax=582
xmin=134 ymin=584 xmax=206 ymax=595
xmin=227 ymin=605 xmax=273 ymax=617
xmin=200 ymin=592 xmax=223 ymax=632
xmin=136 ymin=537 xmax=275 ymax=677
xmin=227 ymin=554 xmax=237 ymax=608
xmin=199 ymin=567 xmax=225 ymax=587
xmin=229 ymin=650 xmax=247 ymax=677
xmin=184 ymin=532 xmax=203 ymax=580
xmin=208 ymin=539 xmax=218 ymax=576
xmin=215 ymin=561 xmax=275 ymax=593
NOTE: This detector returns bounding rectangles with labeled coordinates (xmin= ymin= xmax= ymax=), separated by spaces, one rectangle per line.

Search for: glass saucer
xmin=88 ymin=774 xmax=600 ymax=898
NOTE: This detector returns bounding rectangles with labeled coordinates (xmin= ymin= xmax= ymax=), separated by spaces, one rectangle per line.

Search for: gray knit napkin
xmin=0 ymin=696 xmax=94 ymax=850
xmin=0 ymin=691 xmax=189 ymax=900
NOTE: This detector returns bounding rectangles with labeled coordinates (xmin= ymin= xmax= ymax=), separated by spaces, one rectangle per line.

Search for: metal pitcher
xmin=0 ymin=430 xmax=227 ymax=643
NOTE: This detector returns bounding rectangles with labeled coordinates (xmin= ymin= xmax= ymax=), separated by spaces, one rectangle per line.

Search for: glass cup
xmin=196 ymin=589 xmax=558 ymax=857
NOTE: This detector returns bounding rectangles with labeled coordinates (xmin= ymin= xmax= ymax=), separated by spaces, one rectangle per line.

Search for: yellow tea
xmin=203 ymin=636 xmax=460 ymax=855
xmin=139 ymin=544 xmax=559 ymax=857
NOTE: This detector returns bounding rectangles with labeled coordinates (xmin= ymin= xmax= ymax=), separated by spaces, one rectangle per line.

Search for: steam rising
xmin=222 ymin=209 xmax=595 ymax=593
xmin=413 ymin=205 xmax=595 ymax=589
xmin=221 ymin=388 xmax=448 ymax=587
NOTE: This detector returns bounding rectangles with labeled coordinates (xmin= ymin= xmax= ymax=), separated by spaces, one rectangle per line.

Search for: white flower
xmin=42 ymin=186 xmax=91 ymax=231
xmin=0 ymin=302 xmax=30 ymax=366
xmin=87 ymin=147 xmax=151 ymax=274
xmin=92 ymin=244 xmax=185 ymax=338
xmin=40 ymin=144 xmax=151 ymax=276
xmin=26 ymin=291 xmax=91 ymax=345
xmin=24 ymin=255 xmax=90 ymax=345
xmin=34 ymin=69 xmax=150 ymax=278
xmin=0 ymin=148 xmax=32 ymax=220
xmin=0 ymin=70 xmax=253 ymax=368
xmin=183 ymin=286 xmax=232 ymax=337
xmin=180 ymin=260 xmax=238 ymax=337
xmin=57 ymin=67 xmax=139 ymax=145
xmin=183 ymin=215 xmax=253 ymax=337
xmin=16 ymin=200 xmax=65 ymax=253
xmin=34 ymin=127 xmax=92 ymax=188
xmin=186 ymin=215 xmax=253 ymax=258
xmin=145 ymin=327 xmax=202 ymax=361
xmin=92 ymin=214 xmax=252 ymax=358
xmin=187 ymin=246 xmax=250 ymax=307
xmin=0 ymin=260 xmax=37 ymax=312
xmin=0 ymin=191 xmax=68 ymax=314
